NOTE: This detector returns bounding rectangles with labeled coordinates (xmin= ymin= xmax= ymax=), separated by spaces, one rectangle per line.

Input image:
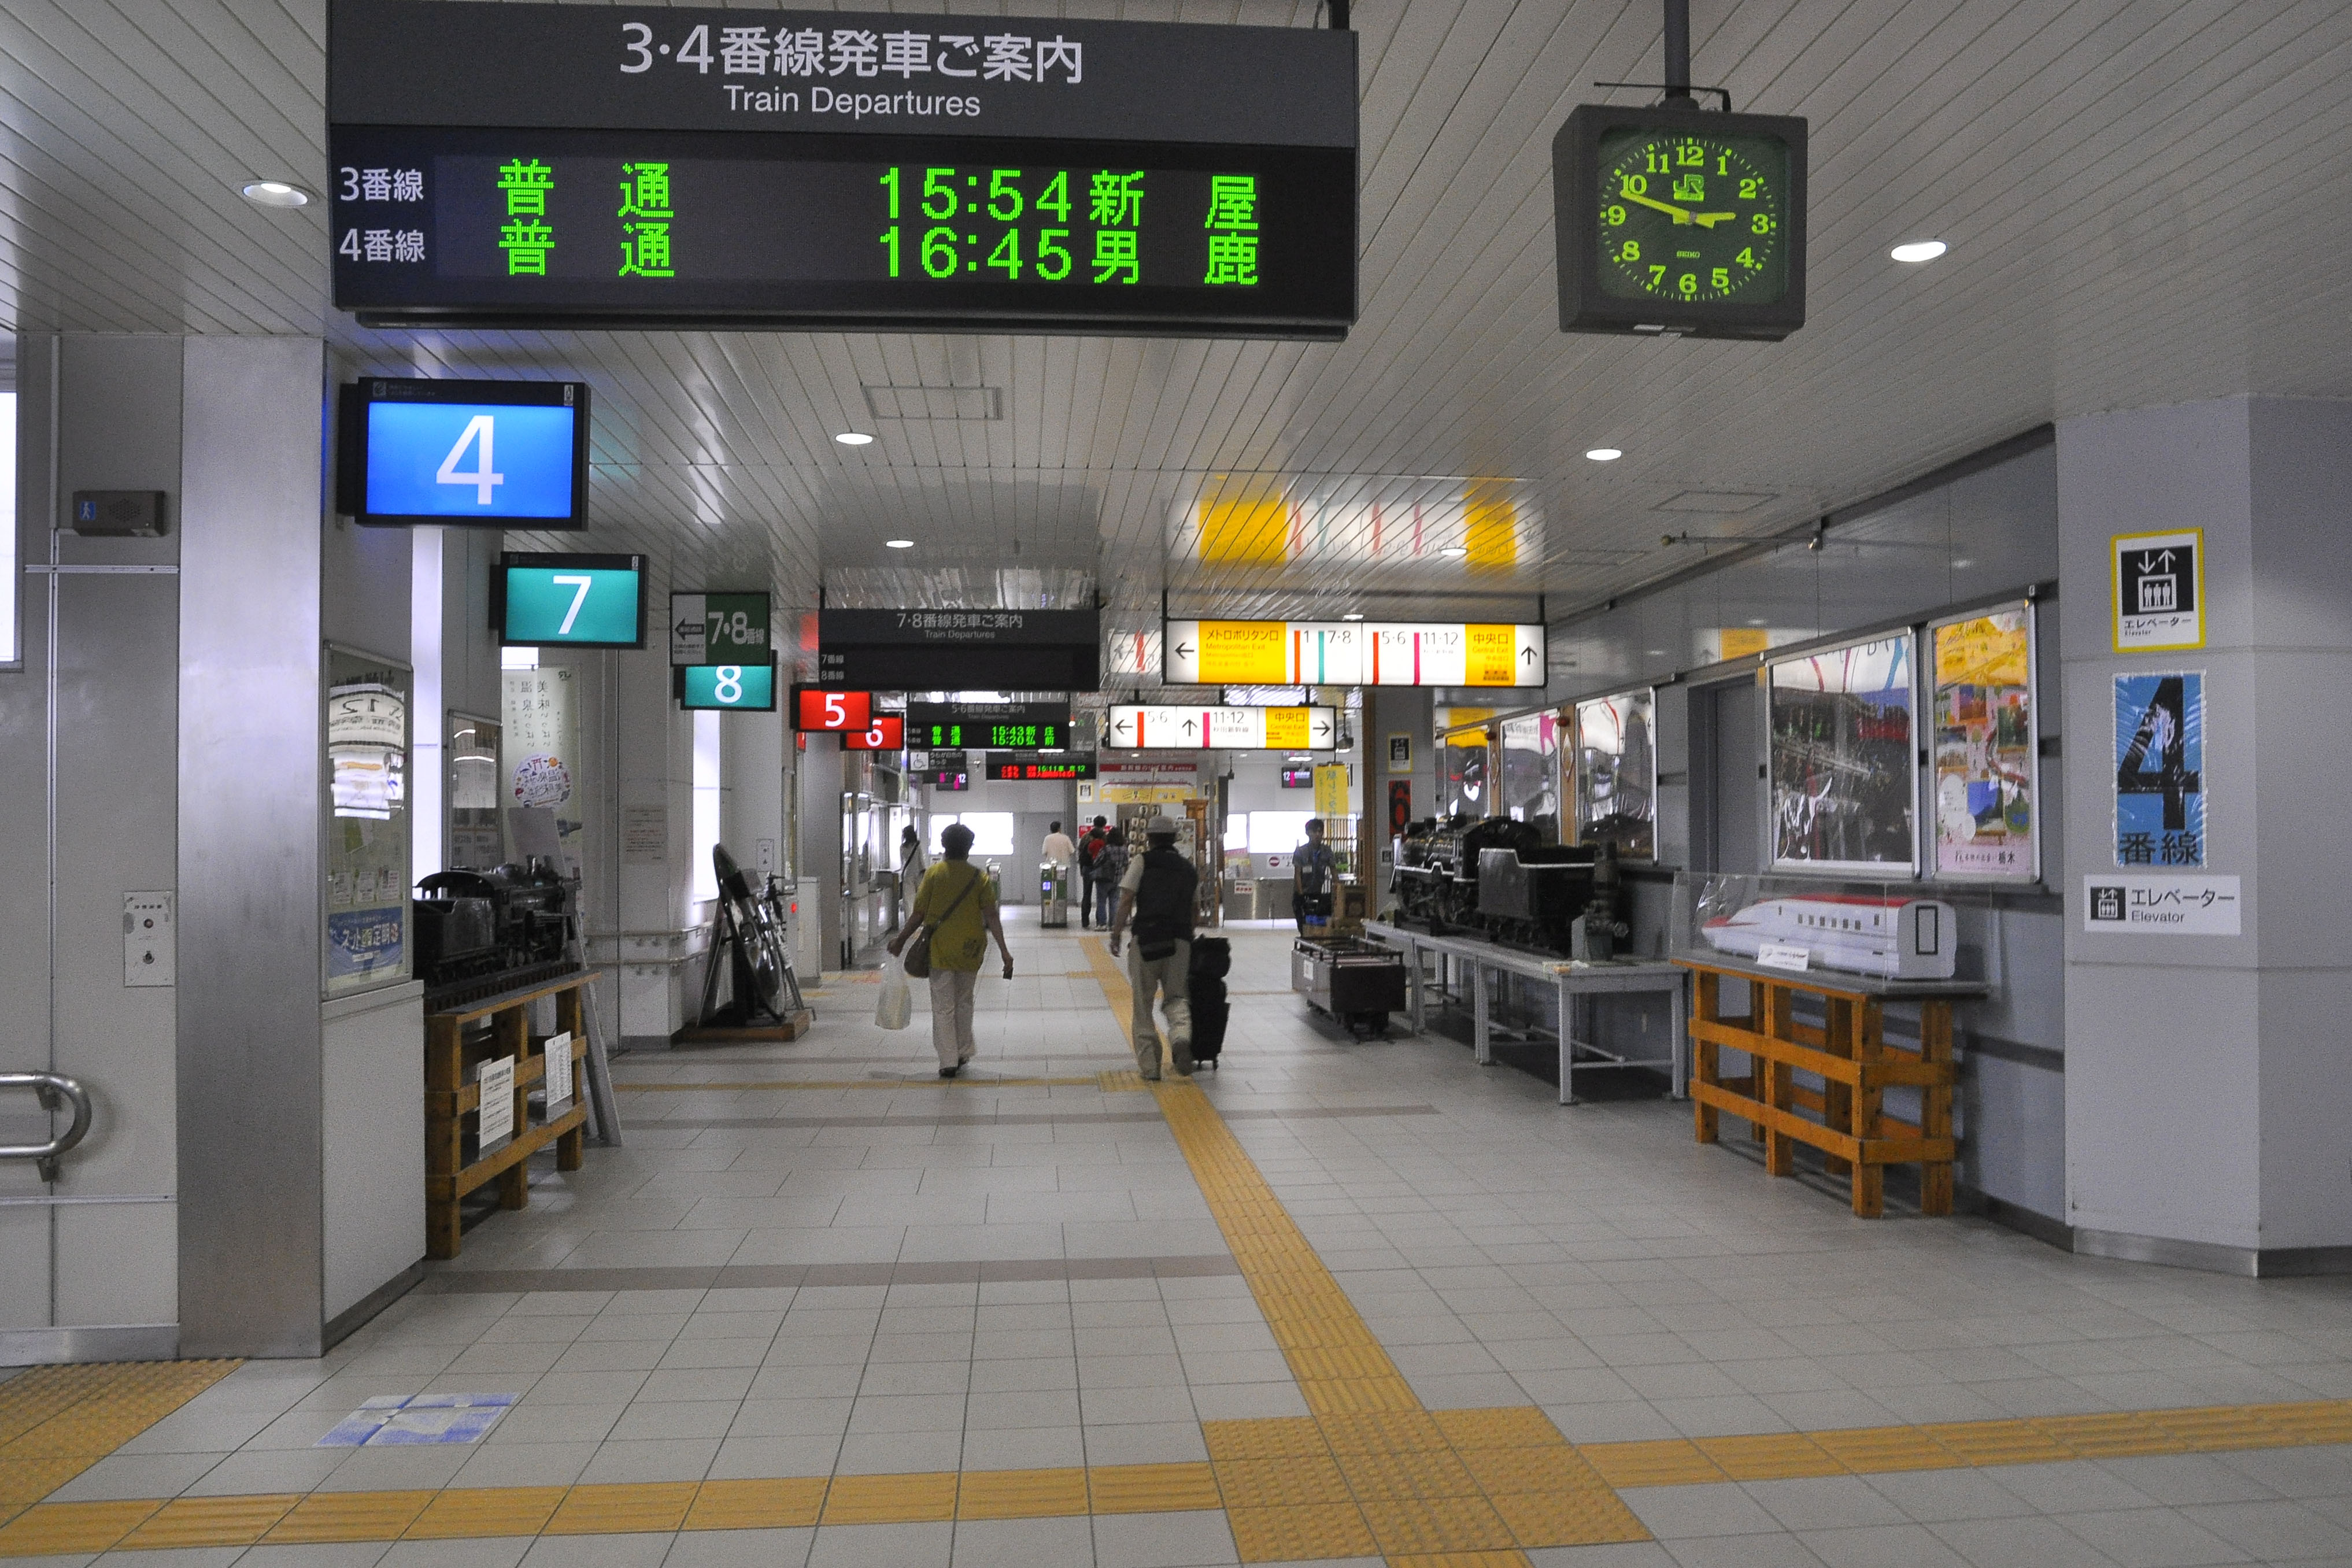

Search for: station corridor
xmin=5 ymin=919 xmax=2352 ymax=1567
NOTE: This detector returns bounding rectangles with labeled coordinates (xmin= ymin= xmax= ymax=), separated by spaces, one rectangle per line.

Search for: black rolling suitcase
xmin=1188 ymin=937 xmax=1232 ymax=1067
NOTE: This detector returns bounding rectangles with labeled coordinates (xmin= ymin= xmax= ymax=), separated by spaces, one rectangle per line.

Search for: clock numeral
xmin=1740 ymin=177 xmax=1762 ymax=199
xmin=1752 ymin=212 xmax=1774 ymax=234
xmin=1738 ymin=247 xmax=1759 ymax=269
xmin=1677 ymin=142 xmax=1704 ymax=167
xmin=1618 ymin=241 xmax=1640 ymax=262
xmin=1680 ymin=272 xmax=1698 ymax=296
xmin=1621 ymin=175 xmax=1648 ymax=197
xmin=1648 ymin=265 xmax=1666 ymax=287
xmin=1712 ymin=267 xmax=1730 ymax=290
xmin=1603 ymin=204 xmax=1627 ymax=226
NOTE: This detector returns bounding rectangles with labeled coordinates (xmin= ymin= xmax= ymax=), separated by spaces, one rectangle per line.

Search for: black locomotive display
xmin=1390 ymin=815 xmax=1599 ymax=955
xmin=415 ymin=862 xmax=576 ymax=1002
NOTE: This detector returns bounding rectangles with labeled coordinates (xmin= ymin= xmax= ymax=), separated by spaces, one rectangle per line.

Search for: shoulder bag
xmin=902 ymin=866 xmax=982 ymax=979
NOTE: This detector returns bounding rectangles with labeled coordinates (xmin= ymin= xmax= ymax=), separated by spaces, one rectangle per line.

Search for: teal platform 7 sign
xmin=497 ymin=552 xmax=646 ymax=648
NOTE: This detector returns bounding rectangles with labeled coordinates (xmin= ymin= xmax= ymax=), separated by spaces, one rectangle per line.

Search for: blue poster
xmin=327 ymin=908 xmax=406 ymax=982
xmin=2113 ymin=672 xmax=2203 ymax=867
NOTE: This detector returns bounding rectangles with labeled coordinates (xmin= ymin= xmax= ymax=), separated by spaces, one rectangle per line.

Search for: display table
xmin=1362 ymin=921 xmax=1685 ymax=1104
xmin=1675 ymin=954 xmax=1985 ymax=1218
xmin=424 ymin=970 xmax=591 ymax=1259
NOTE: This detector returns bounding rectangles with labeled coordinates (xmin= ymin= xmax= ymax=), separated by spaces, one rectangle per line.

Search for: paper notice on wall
xmin=622 ymin=805 xmax=667 ymax=864
xmin=543 ymin=1030 xmax=574 ymax=1115
xmin=476 ymin=1055 xmax=516 ymax=1155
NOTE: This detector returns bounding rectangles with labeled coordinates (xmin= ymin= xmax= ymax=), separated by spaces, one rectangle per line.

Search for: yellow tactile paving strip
xmin=0 ymin=1360 xmax=239 ymax=1530
xmin=10 ymin=946 xmax=2352 ymax=1559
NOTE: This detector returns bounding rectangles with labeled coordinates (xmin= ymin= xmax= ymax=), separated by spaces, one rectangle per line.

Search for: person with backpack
xmin=1107 ymin=817 xmax=1197 ymax=1080
xmin=887 ymin=822 xmax=1014 ymax=1078
xmin=1090 ymin=827 xmax=1129 ymax=932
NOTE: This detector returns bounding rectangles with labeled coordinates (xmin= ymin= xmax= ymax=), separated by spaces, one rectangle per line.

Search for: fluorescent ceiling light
xmin=1439 ymin=545 xmax=1468 ymax=557
xmin=241 ymin=180 xmax=311 ymax=208
xmin=1584 ymin=447 xmax=1624 ymax=462
xmin=1341 ymin=612 xmax=1365 ymax=621
xmin=885 ymin=538 xmax=914 ymax=549
xmin=834 ymin=431 xmax=875 ymax=446
xmin=1890 ymin=239 xmax=1948 ymax=264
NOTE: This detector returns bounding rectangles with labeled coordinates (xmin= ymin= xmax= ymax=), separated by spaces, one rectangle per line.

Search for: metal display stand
xmin=1363 ymin=920 xmax=1686 ymax=1104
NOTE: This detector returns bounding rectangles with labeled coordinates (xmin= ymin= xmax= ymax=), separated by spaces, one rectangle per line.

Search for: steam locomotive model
xmin=1391 ymin=816 xmax=1599 ymax=956
xmin=414 ymin=863 xmax=575 ymax=1001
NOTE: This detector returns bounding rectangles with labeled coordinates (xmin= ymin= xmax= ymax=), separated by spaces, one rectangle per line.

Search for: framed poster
xmin=1571 ymin=688 xmax=1656 ymax=860
xmin=2114 ymin=672 xmax=2204 ymax=868
xmin=1929 ymin=607 xmax=2039 ymax=879
xmin=324 ymin=646 xmax=412 ymax=997
xmin=1768 ymin=633 xmax=1918 ymax=874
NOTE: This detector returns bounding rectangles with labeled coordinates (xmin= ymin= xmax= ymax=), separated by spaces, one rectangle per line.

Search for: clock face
xmin=1595 ymin=127 xmax=1788 ymax=306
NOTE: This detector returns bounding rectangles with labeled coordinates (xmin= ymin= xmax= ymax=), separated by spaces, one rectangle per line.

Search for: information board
xmin=1104 ymin=705 xmax=1337 ymax=750
xmin=678 ymin=660 xmax=777 ymax=711
xmin=670 ymin=591 xmax=771 ymax=665
xmin=987 ymin=754 xmax=1095 ymax=780
xmin=819 ymin=608 xmax=1100 ymax=690
xmin=327 ymin=0 xmax=1358 ymax=339
xmin=496 ymin=553 xmax=646 ymax=648
xmin=907 ymin=701 xmax=1072 ymax=751
xmin=339 ymin=378 xmax=589 ymax=527
xmin=1162 ymin=619 xmax=1545 ymax=687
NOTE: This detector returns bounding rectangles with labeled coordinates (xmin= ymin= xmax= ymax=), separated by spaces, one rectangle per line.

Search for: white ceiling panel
xmin=4 ymin=0 xmax=2350 ymax=642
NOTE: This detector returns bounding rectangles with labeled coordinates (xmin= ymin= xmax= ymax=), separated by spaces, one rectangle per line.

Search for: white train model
xmin=1700 ymin=893 xmax=1959 ymax=981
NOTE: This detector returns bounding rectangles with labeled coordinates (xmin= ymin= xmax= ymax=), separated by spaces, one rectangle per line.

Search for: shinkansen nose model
xmin=1701 ymin=893 xmax=1959 ymax=981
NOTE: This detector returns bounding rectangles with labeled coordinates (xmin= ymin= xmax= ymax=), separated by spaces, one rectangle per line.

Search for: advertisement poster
xmin=502 ymin=664 xmax=586 ymax=877
xmin=2114 ymin=672 xmax=2204 ymax=867
xmin=1572 ymin=689 xmax=1655 ymax=859
xmin=1769 ymin=634 xmax=1917 ymax=872
xmin=325 ymin=650 xmax=411 ymax=996
xmin=1931 ymin=610 xmax=2037 ymax=877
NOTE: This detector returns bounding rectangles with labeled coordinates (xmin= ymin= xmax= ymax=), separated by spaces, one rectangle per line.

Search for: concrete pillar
xmin=2059 ymin=396 xmax=2352 ymax=1273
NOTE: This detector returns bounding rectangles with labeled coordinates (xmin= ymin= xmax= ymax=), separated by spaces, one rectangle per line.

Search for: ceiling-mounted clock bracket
xmin=1593 ymin=0 xmax=1733 ymax=110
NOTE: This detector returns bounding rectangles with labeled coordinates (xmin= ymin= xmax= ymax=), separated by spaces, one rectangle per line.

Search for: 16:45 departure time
xmin=877 ymin=166 xmax=1140 ymax=285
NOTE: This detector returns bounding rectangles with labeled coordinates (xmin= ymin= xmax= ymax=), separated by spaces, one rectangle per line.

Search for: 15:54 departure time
xmin=877 ymin=165 xmax=1129 ymax=284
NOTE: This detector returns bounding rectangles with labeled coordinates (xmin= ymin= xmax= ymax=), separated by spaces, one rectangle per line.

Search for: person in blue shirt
xmin=1293 ymin=818 xmax=1335 ymax=935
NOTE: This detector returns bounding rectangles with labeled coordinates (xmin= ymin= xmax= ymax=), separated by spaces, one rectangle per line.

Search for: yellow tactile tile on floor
xmin=681 ymin=1476 xmax=827 ymax=1531
xmin=1386 ymin=1552 xmax=1534 ymax=1568
xmin=402 ymin=1485 xmax=567 ymax=1539
xmin=0 ymin=1499 xmax=158 ymax=1556
xmin=1359 ymin=1493 xmax=1519 ymax=1554
xmin=1213 ymin=1454 xmax=1355 ymax=1509
xmin=957 ymin=1466 xmax=1090 ymax=1519
xmin=0 ymin=1359 xmax=241 ymax=1528
xmin=117 ymin=1492 xmax=297 ymax=1549
xmin=1087 ymin=1461 xmax=1223 ymax=1514
xmin=820 ymin=1470 xmax=958 ymax=1524
xmin=261 ymin=1489 xmax=436 ymax=1544
xmin=1226 ymin=1500 xmax=1380 ymax=1562
xmin=542 ymin=1480 xmax=699 ymax=1536
xmin=1204 ymin=1416 xmax=1332 ymax=1462
xmin=1576 ymin=1437 xmax=1725 ymax=1489
xmin=1693 ymin=1430 xmax=1848 ymax=1480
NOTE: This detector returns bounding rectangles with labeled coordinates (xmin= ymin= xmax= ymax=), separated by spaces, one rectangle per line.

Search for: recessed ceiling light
xmin=1889 ymin=239 xmax=1948 ymax=264
xmin=1646 ymin=649 xmax=1667 ymax=657
xmin=1341 ymin=612 xmax=1365 ymax=622
xmin=885 ymin=538 xmax=914 ymax=549
xmin=241 ymin=179 xmax=311 ymax=208
xmin=1745 ymin=617 xmax=1767 ymax=627
xmin=1952 ymin=557 xmax=1974 ymax=569
xmin=1585 ymin=448 xmax=1624 ymax=462
xmin=834 ymin=431 xmax=875 ymax=446
xmin=1439 ymin=545 xmax=1468 ymax=557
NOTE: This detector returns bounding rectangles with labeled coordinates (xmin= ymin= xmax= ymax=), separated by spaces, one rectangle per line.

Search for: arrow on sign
xmin=1175 ymin=642 xmax=1195 ymax=659
xmin=1314 ymin=719 xmax=1332 ymax=737
xmin=1182 ymin=718 xmax=1198 ymax=736
xmin=1521 ymin=646 xmax=1537 ymax=664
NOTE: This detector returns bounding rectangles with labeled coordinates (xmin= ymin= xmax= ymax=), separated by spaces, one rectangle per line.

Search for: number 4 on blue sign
xmin=437 ymin=415 xmax=504 ymax=505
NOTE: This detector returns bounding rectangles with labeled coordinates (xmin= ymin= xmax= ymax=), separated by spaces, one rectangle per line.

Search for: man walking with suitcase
xmin=1107 ymin=816 xmax=1196 ymax=1081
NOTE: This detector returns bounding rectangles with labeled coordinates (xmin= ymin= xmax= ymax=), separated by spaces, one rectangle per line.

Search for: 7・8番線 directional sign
xmin=671 ymin=592 xmax=771 ymax=666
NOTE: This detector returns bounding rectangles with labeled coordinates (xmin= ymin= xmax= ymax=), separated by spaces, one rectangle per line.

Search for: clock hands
xmin=1618 ymin=186 xmax=1694 ymax=224
xmin=1691 ymin=212 xmax=1739 ymax=228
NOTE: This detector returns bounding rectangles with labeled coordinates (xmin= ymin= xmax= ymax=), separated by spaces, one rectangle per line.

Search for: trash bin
xmin=1038 ymin=861 xmax=1071 ymax=929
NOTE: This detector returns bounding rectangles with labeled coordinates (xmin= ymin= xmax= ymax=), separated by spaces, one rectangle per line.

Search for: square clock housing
xmin=1555 ymin=103 xmax=1808 ymax=341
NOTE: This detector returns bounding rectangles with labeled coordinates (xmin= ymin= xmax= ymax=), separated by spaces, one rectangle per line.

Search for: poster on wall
xmin=1572 ymin=689 xmax=1656 ymax=860
xmin=1769 ymin=634 xmax=1918 ymax=873
xmin=325 ymin=649 xmax=411 ymax=996
xmin=1930 ymin=609 xmax=2037 ymax=878
xmin=2114 ymin=672 xmax=2204 ymax=868
xmin=502 ymin=663 xmax=587 ymax=879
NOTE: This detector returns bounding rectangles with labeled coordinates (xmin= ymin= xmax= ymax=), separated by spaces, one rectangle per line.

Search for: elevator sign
xmin=1105 ymin=705 xmax=1337 ymax=750
xmin=1162 ymin=619 xmax=1545 ymax=687
xmin=2112 ymin=528 xmax=2203 ymax=652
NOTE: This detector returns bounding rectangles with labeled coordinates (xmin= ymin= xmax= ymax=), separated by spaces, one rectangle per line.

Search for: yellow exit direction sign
xmin=1163 ymin=619 xmax=1544 ymax=686
xmin=1105 ymin=705 xmax=1340 ymax=750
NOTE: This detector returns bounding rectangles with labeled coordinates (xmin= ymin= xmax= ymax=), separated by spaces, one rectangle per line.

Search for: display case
xmin=1767 ymin=633 xmax=1917 ymax=874
xmin=1670 ymin=871 xmax=1960 ymax=983
xmin=1572 ymin=687 xmax=1655 ymax=860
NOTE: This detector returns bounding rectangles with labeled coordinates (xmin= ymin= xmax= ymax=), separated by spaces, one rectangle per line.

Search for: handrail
xmin=1 ymin=1071 xmax=93 ymax=1182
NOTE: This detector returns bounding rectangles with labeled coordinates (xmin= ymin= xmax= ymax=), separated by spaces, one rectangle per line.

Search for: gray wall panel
xmin=177 ymin=335 xmax=328 ymax=1358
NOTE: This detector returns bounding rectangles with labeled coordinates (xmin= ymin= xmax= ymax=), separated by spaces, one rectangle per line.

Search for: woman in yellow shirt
xmin=888 ymin=822 xmax=1014 ymax=1077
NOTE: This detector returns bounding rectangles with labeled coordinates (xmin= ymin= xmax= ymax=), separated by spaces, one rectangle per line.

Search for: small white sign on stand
xmin=543 ymin=1030 xmax=574 ymax=1115
xmin=1755 ymin=941 xmax=1812 ymax=974
xmin=476 ymin=1056 xmax=515 ymax=1156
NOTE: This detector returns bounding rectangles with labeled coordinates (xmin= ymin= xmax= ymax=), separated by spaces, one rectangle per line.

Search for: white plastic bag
xmin=874 ymin=955 xmax=914 ymax=1030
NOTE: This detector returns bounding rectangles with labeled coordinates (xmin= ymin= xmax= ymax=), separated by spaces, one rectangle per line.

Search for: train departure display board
xmin=906 ymin=702 xmax=1072 ymax=752
xmin=327 ymin=0 xmax=1358 ymax=339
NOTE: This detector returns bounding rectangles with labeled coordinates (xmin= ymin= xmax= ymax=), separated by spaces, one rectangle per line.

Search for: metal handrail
xmin=1 ymin=1071 xmax=93 ymax=1182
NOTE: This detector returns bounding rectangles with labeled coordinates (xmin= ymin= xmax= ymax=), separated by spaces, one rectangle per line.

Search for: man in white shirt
xmin=1041 ymin=820 xmax=1077 ymax=866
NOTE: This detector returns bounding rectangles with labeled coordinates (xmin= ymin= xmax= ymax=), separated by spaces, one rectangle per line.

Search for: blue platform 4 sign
xmin=2114 ymin=672 xmax=2203 ymax=868
xmin=366 ymin=400 xmax=579 ymax=520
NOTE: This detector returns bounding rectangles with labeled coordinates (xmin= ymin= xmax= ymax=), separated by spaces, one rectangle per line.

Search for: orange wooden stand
xmin=424 ymin=972 xmax=591 ymax=1259
xmin=1676 ymin=957 xmax=1963 ymax=1218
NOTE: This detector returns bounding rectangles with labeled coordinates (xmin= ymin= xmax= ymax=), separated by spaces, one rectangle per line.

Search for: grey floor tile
xmin=517 ymin=1534 xmax=674 ymax=1567
xmin=805 ymin=1522 xmax=954 ymax=1568
xmin=949 ymin=1516 xmax=1096 ymax=1568
xmin=659 ymin=1528 xmax=815 ymax=1568
xmin=1799 ymin=1523 xmax=1973 ymax=1568
xmin=1090 ymin=1510 xmax=1238 ymax=1568
xmin=1926 ymin=1513 xmax=2121 ymax=1568
xmin=2059 ymin=1507 xmax=2250 ymax=1566
xmin=2178 ymin=1499 xmax=2352 ymax=1560
xmin=1622 ymin=1482 xmax=1788 ymax=1539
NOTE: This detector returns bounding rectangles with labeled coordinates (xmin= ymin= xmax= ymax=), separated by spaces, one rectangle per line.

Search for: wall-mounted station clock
xmin=1554 ymin=103 xmax=1807 ymax=340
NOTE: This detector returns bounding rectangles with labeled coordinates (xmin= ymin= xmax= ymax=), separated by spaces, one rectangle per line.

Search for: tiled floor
xmin=9 ymin=912 xmax=2352 ymax=1564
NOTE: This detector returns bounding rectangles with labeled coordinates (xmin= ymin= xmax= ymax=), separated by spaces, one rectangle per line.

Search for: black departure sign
xmin=907 ymin=702 xmax=1073 ymax=752
xmin=988 ymin=754 xmax=1096 ymax=781
xmin=819 ymin=608 xmax=1100 ymax=691
xmin=327 ymin=0 xmax=1359 ymax=339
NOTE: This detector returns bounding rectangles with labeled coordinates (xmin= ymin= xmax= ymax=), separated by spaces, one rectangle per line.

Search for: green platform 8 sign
xmin=679 ymin=662 xmax=776 ymax=712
